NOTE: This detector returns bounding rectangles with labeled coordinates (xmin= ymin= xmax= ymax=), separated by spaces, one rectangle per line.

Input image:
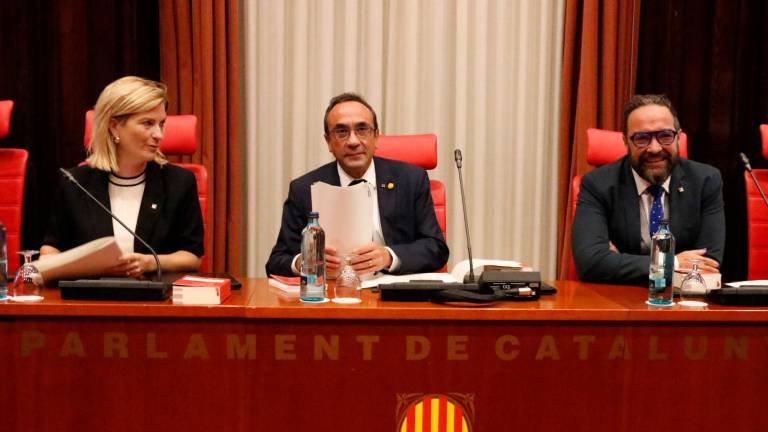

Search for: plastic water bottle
xmin=648 ymin=219 xmax=675 ymax=306
xmin=0 ymin=222 xmax=7 ymax=301
xmin=300 ymin=212 xmax=326 ymax=302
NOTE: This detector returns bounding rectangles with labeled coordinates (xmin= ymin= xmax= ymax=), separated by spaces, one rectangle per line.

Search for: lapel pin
xmin=678 ymin=187 xmax=684 ymax=193
xmin=151 ymin=203 xmax=158 ymax=210
xmin=387 ymin=182 xmax=395 ymax=190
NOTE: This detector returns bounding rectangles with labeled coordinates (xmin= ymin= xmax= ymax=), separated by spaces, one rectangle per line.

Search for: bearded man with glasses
xmin=266 ymin=92 xmax=448 ymax=278
xmin=572 ymin=94 xmax=725 ymax=285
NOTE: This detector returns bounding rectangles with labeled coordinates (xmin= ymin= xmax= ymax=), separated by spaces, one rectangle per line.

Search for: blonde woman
xmin=41 ymin=76 xmax=203 ymax=277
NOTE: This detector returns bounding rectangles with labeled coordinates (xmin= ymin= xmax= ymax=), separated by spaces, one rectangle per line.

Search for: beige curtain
xmin=243 ymin=0 xmax=564 ymax=278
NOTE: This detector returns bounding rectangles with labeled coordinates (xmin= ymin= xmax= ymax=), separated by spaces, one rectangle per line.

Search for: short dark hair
xmin=622 ymin=94 xmax=681 ymax=135
xmin=323 ymin=92 xmax=379 ymax=134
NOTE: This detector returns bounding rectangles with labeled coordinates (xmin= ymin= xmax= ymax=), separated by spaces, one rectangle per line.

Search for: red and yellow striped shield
xmin=398 ymin=394 xmax=471 ymax=432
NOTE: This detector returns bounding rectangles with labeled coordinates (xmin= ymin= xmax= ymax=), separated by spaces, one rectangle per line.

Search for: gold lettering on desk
xmin=355 ymin=335 xmax=380 ymax=360
xmin=227 ymin=334 xmax=257 ymax=359
xmin=535 ymin=335 xmax=560 ymax=360
xmin=21 ymin=330 xmax=45 ymax=357
xmin=184 ymin=334 xmax=210 ymax=359
xmin=724 ymin=336 xmax=747 ymax=360
xmin=447 ymin=336 xmax=468 ymax=360
xmin=495 ymin=335 xmax=520 ymax=360
xmin=147 ymin=333 xmax=168 ymax=359
xmin=314 ymin=335 xmax=339 ymax=360
xmin=648 ymin=336 xmax=668 ymax=360
xmin=573 ymin=335 xmax=596 ymax=360
xmin=608 ymin=336 xmax=631 ymax=360
xmin=406 ymin=336 xmax=430 ymax=360
xmin=60 ymin=332 xmax=85 ymax=358
xmin=275 ymin=334 xmax=296 ymax=360
xmin=683 ymin=336 xmax=708 ymax=360
xmin=104 ymin=332 xmax=128 ymax=358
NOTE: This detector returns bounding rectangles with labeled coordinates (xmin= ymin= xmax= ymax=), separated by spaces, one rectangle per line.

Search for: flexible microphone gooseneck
xmin=739 ymin=153 xmax=768 ymax=210
xmin=59 ymin=168 xmax=164 ymax=280
xmin=454 ymin=149 xmax=476 ymax=283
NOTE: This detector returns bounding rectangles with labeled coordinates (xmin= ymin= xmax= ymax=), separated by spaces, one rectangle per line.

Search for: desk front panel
xmin=2 ymin=280 xmax=767 ymax=431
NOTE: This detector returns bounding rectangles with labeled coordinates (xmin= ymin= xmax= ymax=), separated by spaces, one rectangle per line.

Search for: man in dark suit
xmin=266 ymin=92 xmax=448 ymax=277
xmin=572 ymin=94 xmax=725 ymax=285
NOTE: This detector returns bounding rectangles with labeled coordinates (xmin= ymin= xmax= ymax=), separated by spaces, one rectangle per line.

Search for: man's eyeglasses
xmin=627 ymin=129 xmax=679 ymax=148
xmin=329 ymin=124 xmax=375 ymax=141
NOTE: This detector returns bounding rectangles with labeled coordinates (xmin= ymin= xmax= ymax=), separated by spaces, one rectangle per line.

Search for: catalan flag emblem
xmin=397 ymin=394 xmax=472 ymax=432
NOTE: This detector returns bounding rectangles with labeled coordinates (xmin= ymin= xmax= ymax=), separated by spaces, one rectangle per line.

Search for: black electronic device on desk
xmin=707 ymin=286 xmax=768 ymax=306
xmin=59 ymin=278 xmax=170 ymax=301
xmin=379 ymin=271 xmax=544 ymax=303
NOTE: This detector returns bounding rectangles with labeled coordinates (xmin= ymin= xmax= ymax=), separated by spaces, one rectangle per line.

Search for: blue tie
xmin=648 ymin=184 xmax=664 ymax=237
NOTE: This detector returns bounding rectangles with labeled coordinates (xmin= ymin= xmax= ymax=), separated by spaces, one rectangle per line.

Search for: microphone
xmin=739 ymin=153 xmax=768 ymax=209
xmin=454 ymin=149 xmax=477 ymax=283
xmin=57 ymin=168 xmax=169 ymax=300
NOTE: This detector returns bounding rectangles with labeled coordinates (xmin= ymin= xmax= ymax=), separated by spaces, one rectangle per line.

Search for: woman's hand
xmin=110 ymin=253 xmax=156 ymax=279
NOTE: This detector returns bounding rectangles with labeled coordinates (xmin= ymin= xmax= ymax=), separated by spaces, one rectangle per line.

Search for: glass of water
xmin=679 ymin=258 xmax=707 ymax=307
xmin=332 ymin=255 xmax=361 ymax=304
xmin=11 ymin=250 xmax=43 ymax=302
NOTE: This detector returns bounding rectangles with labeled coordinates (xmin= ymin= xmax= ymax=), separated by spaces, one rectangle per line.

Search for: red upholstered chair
xmin=566 ymin=128 xmax=689 ymax=279
xmin=375 ymin=134 xmax=447 ymax=272
xmin=0 ymin=100 xmax=29 ymax=273
xmin=84 ymin=110 xmax=209 ymax=271
xmin=745 ymin=124 xmax=768 ymax=279
xmin=0 ymin=100 xmax=13 ymax=139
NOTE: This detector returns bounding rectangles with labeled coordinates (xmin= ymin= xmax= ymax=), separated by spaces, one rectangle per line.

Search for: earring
xmin=113 ymin=135 xmax=120 ymax=144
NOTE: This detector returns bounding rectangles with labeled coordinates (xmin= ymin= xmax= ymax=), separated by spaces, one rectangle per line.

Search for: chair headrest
xmin=0 ymin=100 xmax=14 ymax=139
xmin=375 ymin=134 xmax=437 ymax=169
xmin=760 ymin=124 xmax=768 ymax=160
xmin=586 ymin=127 xmax=689 ymax=166
xmin=84 ymin=110 xmax=198 ymax=155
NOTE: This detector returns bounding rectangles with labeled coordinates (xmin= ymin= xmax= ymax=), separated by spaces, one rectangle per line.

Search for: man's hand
xmin=677 ymin=249 xmax=720 ymax=273
xmin=325 ymin=245 xmax=342 ymax=279
xmin=349 ymin=243 xmax=393 ymax=274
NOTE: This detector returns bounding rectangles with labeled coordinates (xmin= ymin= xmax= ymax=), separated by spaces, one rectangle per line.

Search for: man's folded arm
xmin=572 ymin=176 xmax=648 ymax=284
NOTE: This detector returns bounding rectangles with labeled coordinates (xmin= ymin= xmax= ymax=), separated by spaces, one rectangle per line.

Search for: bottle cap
xmin=309 ymin=211 xmax=319 ymax=218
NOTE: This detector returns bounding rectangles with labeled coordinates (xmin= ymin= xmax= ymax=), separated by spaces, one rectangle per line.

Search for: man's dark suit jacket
xmin=572 ymin=156 xmax=725 ymax=285
xmin=266 ymin=157 xmax=449 ymax=276
xmin=43 ymin=162 xmax=204 ymax=256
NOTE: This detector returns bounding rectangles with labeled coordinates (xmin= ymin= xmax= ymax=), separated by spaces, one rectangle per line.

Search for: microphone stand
xmin=454 ymin=149 xmax=477 ymax=283
xmin=740 ymin=153 xmax=768 ymax=209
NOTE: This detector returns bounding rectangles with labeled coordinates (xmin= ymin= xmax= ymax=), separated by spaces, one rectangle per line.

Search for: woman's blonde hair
xmin=86 ymin=76 xmax=169 ymax=172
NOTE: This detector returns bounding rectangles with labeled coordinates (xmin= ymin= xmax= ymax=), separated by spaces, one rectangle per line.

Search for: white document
xmin=360 ymin=258 xmax=525 ymax=289
xmin=311 ymin=181 xmax=374 ymax=257
xmin=726 ymin=280 xmax=768 ymax=287
xmin=31 ymin=236 xmax=123 ymax=283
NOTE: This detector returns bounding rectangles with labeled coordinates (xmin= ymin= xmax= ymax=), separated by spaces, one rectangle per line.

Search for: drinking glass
xmin=11 ymin=250 xmax=43 ymax=302
xmin=679 ymin=258 xmax=707 ymax=307
xmin=332 ymin=255 xmax=361 ymax=304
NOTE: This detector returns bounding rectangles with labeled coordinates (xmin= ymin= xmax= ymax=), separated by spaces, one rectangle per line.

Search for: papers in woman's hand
xmin=32 ymin=237 xmax=123 ymax=282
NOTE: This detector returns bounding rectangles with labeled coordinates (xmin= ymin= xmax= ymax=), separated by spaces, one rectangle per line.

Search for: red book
xmin=172 ymin=275 xmax=232 ymax=305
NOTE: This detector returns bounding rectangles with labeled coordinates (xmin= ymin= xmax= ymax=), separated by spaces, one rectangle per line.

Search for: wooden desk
xmin=2 ymin=280 xmax=767 ymax=431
